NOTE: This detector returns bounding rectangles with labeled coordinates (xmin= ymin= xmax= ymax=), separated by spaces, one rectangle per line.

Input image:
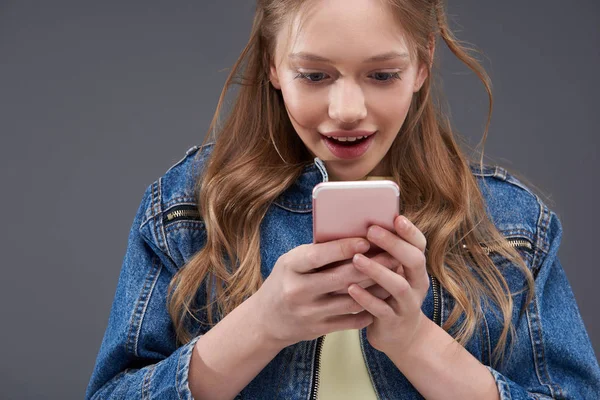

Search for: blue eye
xmin=294 ymin=72 xmax=327 ymax=83
xmin=371 ymin=72 xmax=402 ymax=82
xmin=294 ymin=71 xmax=402 ymax=85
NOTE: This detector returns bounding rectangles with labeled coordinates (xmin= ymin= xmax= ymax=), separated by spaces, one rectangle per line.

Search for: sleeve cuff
xmin=175 ymin=335 xmax=202 ymax=399
xmin=486 ymin=366 xmax=513 ymax=400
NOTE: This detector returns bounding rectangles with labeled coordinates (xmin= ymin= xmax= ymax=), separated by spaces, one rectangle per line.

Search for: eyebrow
xmin=288 ymin=51 xmax=410 ymax=63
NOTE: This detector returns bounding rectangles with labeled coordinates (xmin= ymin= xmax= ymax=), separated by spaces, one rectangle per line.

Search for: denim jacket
xmin=86 ymin=143 xmax=600 ymax=399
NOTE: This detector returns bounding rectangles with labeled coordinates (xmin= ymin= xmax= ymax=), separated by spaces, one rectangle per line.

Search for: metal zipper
xmin=467 ymin=238 xmax=534 ymax=256
xmin=310 ymin=332 xmax=383 ymax=400
xmin=430 ymin=238 xmax=532 ymax=329
xmin=484 ymin=238 xmax=533 ymax=255
xmin=306 ymin=237 xmax=531 ymax=398
xmin=359 ymin=330 xmax=382 ymax=400
xmin=431 ymin=275 xmax=441 ymax=326
xmin=309 ymin=335 xmax=325 ymax=400
xmin=162 ymin=204 xmax=201 ymax=225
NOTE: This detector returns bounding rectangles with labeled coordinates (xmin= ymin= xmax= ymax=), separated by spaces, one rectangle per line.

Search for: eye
xmin=294 ymin=72 xmax=328 ymax=83
xmin=293 ymin=71 xmax=402 ymax=85
xmin=370 ymin=72 xmax=402 ymax=83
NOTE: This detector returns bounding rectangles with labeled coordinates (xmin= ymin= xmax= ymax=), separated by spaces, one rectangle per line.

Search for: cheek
xmin=279 ymin=71 xmax=326 ymax=129
xmin=367 ymin=89 xmax=414 ymax=127
xmin=280 ymin=85 xmax=324 ymax=130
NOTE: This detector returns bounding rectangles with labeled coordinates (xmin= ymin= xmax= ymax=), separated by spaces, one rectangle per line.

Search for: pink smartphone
xmin=312 ymin=180 xmax=400 ymax=243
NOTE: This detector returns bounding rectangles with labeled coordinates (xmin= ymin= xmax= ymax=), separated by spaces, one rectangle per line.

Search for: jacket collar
xmin=273 ymin=158 xmax=327 ymax=213
xmin=272 ymin=158 xmax=500 ymax=213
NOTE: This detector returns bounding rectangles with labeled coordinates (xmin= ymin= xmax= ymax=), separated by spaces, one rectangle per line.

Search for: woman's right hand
xmin=251 ymin=238 xmax=400 ymax=347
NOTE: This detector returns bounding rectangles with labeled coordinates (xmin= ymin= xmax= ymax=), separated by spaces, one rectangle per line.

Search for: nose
xmin=328 ymin=79 xmax=367 ymax=124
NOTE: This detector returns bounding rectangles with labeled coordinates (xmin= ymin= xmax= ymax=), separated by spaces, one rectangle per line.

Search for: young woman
xmin=86 ymin=0 xmax=600 ymax=399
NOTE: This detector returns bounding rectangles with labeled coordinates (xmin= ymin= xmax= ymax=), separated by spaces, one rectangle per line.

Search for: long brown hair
xmin=167 ymin=0 xmax=534 ymax=365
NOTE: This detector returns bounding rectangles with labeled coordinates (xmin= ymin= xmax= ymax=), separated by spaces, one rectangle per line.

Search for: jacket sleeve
xmin=85 ymin=184 xmax=202 ymax=400
xmin=486 ymin=212 xmax=600 ymax=399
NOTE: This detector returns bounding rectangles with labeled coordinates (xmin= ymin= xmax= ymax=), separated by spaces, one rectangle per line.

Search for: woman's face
xmin=270 ymin=0 xmax=430 ymax=181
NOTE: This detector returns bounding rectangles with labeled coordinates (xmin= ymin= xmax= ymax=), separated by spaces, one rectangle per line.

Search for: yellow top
xmin=363 ymin=175 xmax=393 ymax=180
xmin=316 ymin=175 xmax=390 ymax=399
xmin=316 ymin=329 xmax=378 ymax=399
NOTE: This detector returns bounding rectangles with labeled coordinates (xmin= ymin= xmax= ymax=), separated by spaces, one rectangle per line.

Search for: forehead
xmin=275 ymin=0 xmax=413 ymax=63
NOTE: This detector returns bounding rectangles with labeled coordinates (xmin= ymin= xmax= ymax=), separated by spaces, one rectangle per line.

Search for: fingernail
xmin=356 ymin=240 xmax=370 ymax=253
xmin=398 ymin=216 xmax=409 ymax=230
xmin=353 ymin=253 xmax=369 ymax=267
xmin=368 ymin=226 xmax=383 ymax=239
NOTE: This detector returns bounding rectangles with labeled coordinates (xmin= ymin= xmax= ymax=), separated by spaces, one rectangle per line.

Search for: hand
xmin=347 ymin=215 xmax=430 ymax=355
xmin=331 ymin=250 xmax=403 ymax=298
xmin=252 ymin=237 xmax=388 ymax=347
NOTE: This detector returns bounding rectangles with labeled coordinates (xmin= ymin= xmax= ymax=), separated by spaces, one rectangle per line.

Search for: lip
xmin=319 ymin=130 xmax=376 ymax=138
xmin=321 ymin=131 xmax=377 ymax=160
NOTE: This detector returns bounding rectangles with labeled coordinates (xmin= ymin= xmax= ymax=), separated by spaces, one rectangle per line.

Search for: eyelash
xmin=294 ymin=71 xmax=402 ymax=85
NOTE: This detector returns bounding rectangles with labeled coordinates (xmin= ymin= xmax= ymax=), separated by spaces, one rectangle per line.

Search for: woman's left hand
xmin=347 ymin=215 xmax=430 ymax=355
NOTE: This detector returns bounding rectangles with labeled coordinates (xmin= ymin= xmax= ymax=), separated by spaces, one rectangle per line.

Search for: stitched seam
xmin=274 ymin=198 xmax=312 ymax=208
xmin=163 ymin=201 xmax=199 ymax=213
xmin=482 ymin=312 xmax=492 ymax=366
xmin=176 ymin=336 xmax=202 ymax=400
xmin=94 ymin=369 xmax=130 ymax=398
xmin=141 ymin=364 xmax=157 ymax=400
xmin=527 ymin=297 xmax=561 ymax=397
xmin=157 ymin=178 xmax=175 ymax=261
xmin=176 ymin=344 xmax=184 ymax=400
xmin=272 ymin=202 xmax=313 ymax=213
xmin=150 ymin=181 xmax=163 ymax=255
xmin=532 ymin=199 xmax=545 ymax=270
xmin=165 ymin=223 xmax=206 ymax=233
xmin=125 ymin=257 xmax=162 ymax=357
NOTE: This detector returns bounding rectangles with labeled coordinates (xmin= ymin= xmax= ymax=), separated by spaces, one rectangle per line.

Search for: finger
xmin=394 ymin=216 xmax=427 ymax=253
xmin=291 ymin=238 xmax=370 ymax=274
xmin=352 ymin=253 xmax=412 ymax=306
xmin=324 ymin=310 xmax=374 ymax=332
xmin=332 ymin=282 xmax=391 ymax=300
xmin=366 ymin=225 xmax=428 ymax=291
xmin=348 ymin=283 xmax=395 ymax=319
xmin=306 ymin=259 xmax=371 ymax=295
xmin=314 ymin=293 xmax=366 ymax=317
xmin=315 ymin=251 xmax=402 ymax=295
xmin=365 ymin=284 xmax=392 ymax=300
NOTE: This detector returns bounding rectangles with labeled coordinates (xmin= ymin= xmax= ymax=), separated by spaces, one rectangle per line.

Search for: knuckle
xmin=382 ymin=306 xmax=396 ymax=319
xmin=339 ymin=240 xmax=352 ymax=259
xmin=305 ymin=246 xmax=320 ymax=268
xmin=359 ymin=313 xmax=374 ymax=328
xmin=415 ymin=251 xmax=426 ymax=268
xmin=278 ymin=252 xmax=294 ymax=270
xmin=327 ymin=269 xmax=343 ymax=288
xmin=392 ymin=282 xmax=410 ymax=299
xmin=281 ymin=283 xmax=303 ymax=304
xmin=342 ymin=238 xmax=361 ymax=259
xmin=345 ymin=299 xmax=363 ymax=314
xmin=296 ymin=305 xmax=312 ymax=321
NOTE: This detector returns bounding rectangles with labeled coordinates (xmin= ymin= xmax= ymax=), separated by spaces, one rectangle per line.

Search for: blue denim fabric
xmin=86 ymin=143 xmax=600 ymax=399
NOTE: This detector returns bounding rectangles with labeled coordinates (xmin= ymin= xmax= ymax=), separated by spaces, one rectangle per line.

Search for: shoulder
xmin=470 ymin=163 xmax=562 ymax=267
xmin=158 ymin=142 xmax=216 ymax=206
xmin=135 ymin=143 xmax=215 ymax=269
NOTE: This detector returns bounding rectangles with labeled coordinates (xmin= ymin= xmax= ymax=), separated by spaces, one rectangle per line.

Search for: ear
xmin=269 ymin=58 xmax=282 ymax=90
xmin=413 ymin=35 xmax=436 ymax=92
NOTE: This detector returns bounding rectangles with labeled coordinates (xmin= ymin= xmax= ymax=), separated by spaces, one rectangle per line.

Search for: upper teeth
xmin=327 ymin=136 xmax=366 ymax=142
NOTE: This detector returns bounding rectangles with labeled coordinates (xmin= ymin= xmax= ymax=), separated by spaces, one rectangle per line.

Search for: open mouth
xmin=324 ymin=135 xmax=370 ymax=146
xmin=320 ymin=132 xmax=377 ymax=159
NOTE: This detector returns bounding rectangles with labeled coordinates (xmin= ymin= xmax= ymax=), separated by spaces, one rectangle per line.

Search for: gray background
xmin=0 ymin=1 xmax=598 ymax=399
